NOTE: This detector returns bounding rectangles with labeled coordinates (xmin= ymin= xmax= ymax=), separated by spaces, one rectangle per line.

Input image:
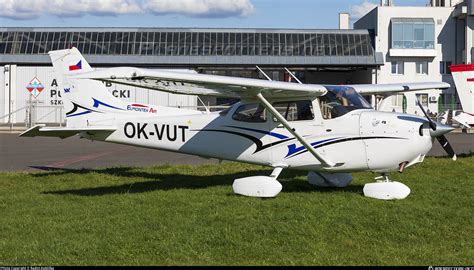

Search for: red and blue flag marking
xmin=69 ymin=60 xmax=82 ymax=71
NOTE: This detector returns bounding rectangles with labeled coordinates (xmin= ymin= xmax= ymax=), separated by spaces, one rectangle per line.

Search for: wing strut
xmin=256 ymin=66 xmax=272 ymax=81
xmin=256 ymin=93 xmax=335 ymax=167
xmin=284 ymin=67 xmax=303 ymax=84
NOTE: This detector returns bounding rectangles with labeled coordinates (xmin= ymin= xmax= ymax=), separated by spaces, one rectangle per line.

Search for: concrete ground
xmin=0 ymin=132 xmax=472 ymax=172
xmin=0 ymin=133 xmax=218 ymax=171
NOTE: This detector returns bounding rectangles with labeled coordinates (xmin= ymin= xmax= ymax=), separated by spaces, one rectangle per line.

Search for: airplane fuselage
xmin=86 ymin=104 xmax=433 ymax=174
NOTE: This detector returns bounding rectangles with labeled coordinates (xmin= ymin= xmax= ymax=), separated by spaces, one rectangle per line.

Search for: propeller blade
xmin=415 ymin=98 xmax=456 ymax=161
xmin=437 ymin=135 xmax=457 ymax=161
xmin=416 ymin=99 xmax=437 ymax=130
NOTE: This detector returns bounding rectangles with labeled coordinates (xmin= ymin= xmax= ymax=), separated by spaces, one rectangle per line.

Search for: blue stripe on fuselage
xmin=92 ymin=98 xmax=124 ymax=111
xmin=286 ymin=137 xmax=343 ymax=158
xmin=66 ymin=110 xmax=92 ymax=118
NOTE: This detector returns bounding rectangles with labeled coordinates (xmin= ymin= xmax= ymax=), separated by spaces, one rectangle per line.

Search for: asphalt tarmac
xmin=0 ymin=132 xmax=472 ymax=171
xmin=0 ymin=133 xmax=218 ymax=171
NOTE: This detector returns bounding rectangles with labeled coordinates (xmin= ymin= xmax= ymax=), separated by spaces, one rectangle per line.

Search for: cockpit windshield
xmin=319 ymin=86 xmax=372 ymax=119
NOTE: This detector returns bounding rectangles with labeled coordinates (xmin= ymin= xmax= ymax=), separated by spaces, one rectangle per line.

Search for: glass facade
xmin=391 ymin=18 xmax=435 ymax=49
xmin=0 ymin=30 xmax=375 ymax=57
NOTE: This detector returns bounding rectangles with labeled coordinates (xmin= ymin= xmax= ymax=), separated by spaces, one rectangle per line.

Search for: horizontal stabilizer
xmin=19 ymin=125 xmax=116 ymax=139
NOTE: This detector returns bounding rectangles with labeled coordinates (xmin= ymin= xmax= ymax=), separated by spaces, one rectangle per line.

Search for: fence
xmin=0 ymin=103 xmax=65 ymax=130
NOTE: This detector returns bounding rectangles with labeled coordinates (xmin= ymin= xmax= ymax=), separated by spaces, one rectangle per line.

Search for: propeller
xmin=416 ymin=99 xmax=457 ymax=161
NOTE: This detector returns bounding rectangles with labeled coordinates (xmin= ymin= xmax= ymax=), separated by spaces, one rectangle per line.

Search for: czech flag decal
xmin=69 ymin=60 xmax=82 ymax=71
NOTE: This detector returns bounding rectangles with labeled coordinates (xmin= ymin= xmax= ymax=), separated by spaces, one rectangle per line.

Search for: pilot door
xmin=267 ymin=99 xmax=323 ymax=166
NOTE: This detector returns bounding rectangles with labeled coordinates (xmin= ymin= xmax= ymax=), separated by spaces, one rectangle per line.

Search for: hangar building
xmin=0 ymin=27 xmax=382 ymax=126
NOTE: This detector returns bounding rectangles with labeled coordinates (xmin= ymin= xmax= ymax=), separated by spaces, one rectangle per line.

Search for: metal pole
xmin=33 ymin=97 xmax=37 ymax=127
xmin=28 ymin=94 xmax=32 ymax=128
xmin=7 ymin=65 xmax=11 ymax=129
xmin=9 ymin=101 xmax=13 ymax=131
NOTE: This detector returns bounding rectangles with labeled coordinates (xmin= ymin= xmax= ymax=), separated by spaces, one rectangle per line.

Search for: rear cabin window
xmin=272 ymin=100 xmax=314 ymax=121
xmin=232 ymin=103 xmax=267 ymax=122
xmin=218 ymin=106 xmax=232 ymax=116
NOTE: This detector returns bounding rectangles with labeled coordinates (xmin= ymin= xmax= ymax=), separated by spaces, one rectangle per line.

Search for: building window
xmin=391 ymin=18 xmax=435 ymax=49
xmin=391 ymin=94 xmax=404 ymax=107
xmin=391 ymin=61 xmax=404 ymax=74
xmin=440 ymin=61 xmax=452 ymax=74
xmin=434 ymin=0 xmax=445 ymax=7
xmin=416 ymin=93 xmax=429 ymax=107
xmin=416 ymin=61 xmax=429 ymax=75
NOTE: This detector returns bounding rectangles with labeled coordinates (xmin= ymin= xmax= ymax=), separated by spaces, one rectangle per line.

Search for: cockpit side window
xmin=272 ymin=100 xmax=314 ymax=121
xmin=319 ymin=86 xmax=372 ymax=119
xmin=232 ymin=103 xmax=267 ymax=122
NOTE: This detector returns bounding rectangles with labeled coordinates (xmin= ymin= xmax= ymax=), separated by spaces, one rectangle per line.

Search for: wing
xmin=71 ymin=67 xmax=449 ymax=98
xmin=70 ymin=67 xmax=327 ymax=98
xmin=344 ymin=82 xmax=450 ymax=95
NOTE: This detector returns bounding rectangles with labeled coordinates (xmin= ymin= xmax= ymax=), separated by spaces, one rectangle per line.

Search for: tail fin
xmin=450 ymin=64 xmax=474 ymax=114
xmin=49 ymin=48 xmax=127 ymax=128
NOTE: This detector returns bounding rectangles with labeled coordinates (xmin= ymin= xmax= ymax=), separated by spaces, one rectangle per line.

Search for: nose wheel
xmin=363 ymin=173 xmax=411 ymax=200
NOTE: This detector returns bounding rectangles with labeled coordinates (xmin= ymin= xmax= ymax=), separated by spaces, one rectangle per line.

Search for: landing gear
xmin=363 ymin=173 xmax=411 ymax=200
xmin=232 ymin=167 xmax=284 ymax=198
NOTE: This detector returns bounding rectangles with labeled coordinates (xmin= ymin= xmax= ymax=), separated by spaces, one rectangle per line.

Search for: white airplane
xmin=21 ymin=48 xmax=456 ymax=200
xmin=449 ymin=64 xmax=474 ymax=129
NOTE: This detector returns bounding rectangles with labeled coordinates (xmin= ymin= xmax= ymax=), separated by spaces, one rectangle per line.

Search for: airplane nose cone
xmin=430 ymin=122 xmax=455 ymax=138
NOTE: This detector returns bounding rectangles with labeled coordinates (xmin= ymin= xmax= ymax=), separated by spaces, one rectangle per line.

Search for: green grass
xmin=0 ymin=156 xmax=473 ymax=266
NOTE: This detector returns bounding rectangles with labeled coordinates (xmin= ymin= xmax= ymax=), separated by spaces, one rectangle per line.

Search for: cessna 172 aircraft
xmin=21 ymin=48 xmax=457 ymax=200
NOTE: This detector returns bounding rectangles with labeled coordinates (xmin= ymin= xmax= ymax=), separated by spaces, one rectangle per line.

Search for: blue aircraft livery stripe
xmin=92 ymin=98 xmax=125 ymax=110
xmin=286 ymin=136 xmax=407 ymax=159
xmin=66 ymin=102 xmax=101 ymax=118
xmin=192 ymin=129 xmax=294 ymax=154
xmin=224 ymin=126 xmax=289 ymax=139
xmin=192 ymin=127 xmax=406 ymax=158
xmin=286 ymin=137 xmax=343 ymax=158
xmin=67 ymin=110 xmax=93 ymax=118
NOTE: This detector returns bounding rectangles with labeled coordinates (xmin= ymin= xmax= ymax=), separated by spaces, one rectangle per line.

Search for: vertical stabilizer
xmin=450 ymin=64 xmax=474 ymax=114
xmin=49 ymin=48 xmax=127 ymax=127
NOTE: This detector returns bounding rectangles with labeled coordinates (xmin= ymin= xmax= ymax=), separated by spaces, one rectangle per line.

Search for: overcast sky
xmin=0 ymin=0 xmax=430 ymax=29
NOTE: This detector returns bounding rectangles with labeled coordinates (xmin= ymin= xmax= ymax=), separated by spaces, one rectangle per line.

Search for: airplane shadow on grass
xmin=31 ymin=166 xmax=365 ymax=197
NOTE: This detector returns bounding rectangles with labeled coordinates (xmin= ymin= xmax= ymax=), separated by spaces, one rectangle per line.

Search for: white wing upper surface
xmin=70 ymin=67 xmax=450 ymax=98
xmin=346 ymin=82 xmax=450 ymax=95
xmin=71 ymin=67 xmax=327 ymax=99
